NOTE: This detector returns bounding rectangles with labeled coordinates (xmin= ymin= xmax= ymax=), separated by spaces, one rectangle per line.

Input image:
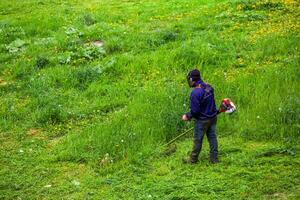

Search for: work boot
xmin=210 ymin=158 xmax=219 ymax=164
xmin=182 ymin=157 xmax=198 ymax=164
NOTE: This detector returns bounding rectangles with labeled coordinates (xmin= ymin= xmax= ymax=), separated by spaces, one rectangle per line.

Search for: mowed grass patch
xmin=2 ymin=135 xmax=299 ymax=199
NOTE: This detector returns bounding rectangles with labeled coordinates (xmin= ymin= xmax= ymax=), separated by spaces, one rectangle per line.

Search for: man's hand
xmin=182 ymin=114 xmax=189 ymax=121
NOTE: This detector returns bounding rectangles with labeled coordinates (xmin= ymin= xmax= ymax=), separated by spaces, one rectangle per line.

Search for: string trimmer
xmin=164 ymin=98 xmax=236 ymax=147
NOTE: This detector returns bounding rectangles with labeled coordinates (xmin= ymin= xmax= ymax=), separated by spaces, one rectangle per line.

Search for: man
xmin=182 ymin=69 xmax=219 ymax=164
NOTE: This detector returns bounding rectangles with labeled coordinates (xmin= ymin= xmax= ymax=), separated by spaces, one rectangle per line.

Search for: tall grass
xmin=0 ymin=0 xmax=299 ymax=163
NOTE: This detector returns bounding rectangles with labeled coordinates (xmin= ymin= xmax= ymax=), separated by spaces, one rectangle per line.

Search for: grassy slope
xmin=0 ymin=0 xmax=299 ymax=199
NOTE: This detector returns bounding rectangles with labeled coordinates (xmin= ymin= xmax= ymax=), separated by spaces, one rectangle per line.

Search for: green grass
xmin=0 ymin=0 xmax=299 ymax=199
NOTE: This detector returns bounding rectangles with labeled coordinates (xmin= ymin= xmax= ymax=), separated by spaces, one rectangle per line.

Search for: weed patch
xmin=238 ymin=0 xmax=284 ymax=11
xmin=5 ymin=38 xmax=27 ymax=53
xmin=80 ymin=13 xmax=97 ymax=26
xmin=36 ymin=56 xmax=50 ymax=69
xmin=74 ymin=66 xmax=103 ymax=89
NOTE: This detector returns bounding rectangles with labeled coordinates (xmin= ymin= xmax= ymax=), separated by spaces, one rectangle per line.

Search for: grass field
xmin=0 ymin=0 xmax=299 ymax=199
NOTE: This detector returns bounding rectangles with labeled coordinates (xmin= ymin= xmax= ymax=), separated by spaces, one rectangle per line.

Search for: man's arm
xmin=183 ymin=91 xmax=202 ymax=121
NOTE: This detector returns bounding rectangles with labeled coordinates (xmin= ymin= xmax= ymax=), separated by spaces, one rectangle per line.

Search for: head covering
xmin=188 ymin=69 xmax=201 ymax=81
xmin=187 ymin=69 xmax=202 ymax=87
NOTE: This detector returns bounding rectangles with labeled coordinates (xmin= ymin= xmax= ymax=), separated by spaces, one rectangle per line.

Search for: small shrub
xmin=81 ymin=14 xmax=97 ymax=26
xmin=36 ymin=56 xmax=49 ymax=69
xmin=75 ymin=66 xmax=103 ymax=89
xmin=37 ymin=103 xmax=67 ymax=125
xmin=162 ymin=31 xmax=177 ymax=42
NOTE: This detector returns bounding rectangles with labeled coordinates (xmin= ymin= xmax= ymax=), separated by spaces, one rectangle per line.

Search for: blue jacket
xmin=186 ymin=81 xmax=217 ymax=120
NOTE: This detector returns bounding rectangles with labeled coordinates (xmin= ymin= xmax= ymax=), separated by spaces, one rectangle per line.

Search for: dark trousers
xmin=190 ymin=117 xmax=218 ymax=162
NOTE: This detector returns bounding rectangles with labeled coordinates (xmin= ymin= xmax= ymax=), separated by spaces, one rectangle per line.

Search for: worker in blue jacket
xmin=182 ymin=69 xmax=219 ymax=164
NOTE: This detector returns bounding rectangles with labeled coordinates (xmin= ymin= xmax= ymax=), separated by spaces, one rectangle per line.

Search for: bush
xmin=36 ymin=56 xmax=49 ymax=69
